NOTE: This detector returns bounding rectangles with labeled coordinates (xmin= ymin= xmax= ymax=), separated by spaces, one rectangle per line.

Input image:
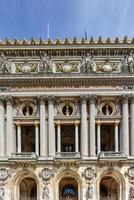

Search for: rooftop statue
xmin=0 ymin=53 xmax=12 ymax=73
xmin=39 ymin=53 xmax=54 ymax=73
xmin=80 ymin=54 xmax=96 ymax=73
xmin=120 ymin=53 xmax=134 ymax=72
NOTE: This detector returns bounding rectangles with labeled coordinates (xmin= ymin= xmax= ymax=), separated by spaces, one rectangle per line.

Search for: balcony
xmin=59 ymin=198 xmax=77 ymax=200
xmin=55 ymin=152 xmax=80 ymax=159
xmin=98 ymin=151 xmax=127 ymax=160
xmin=100 ymin=196 xmax=118 ymax=200
xmin=20 ymin=197 xmax=37 ymax=200
xmin=9 ymin=152 xmax=38 ymax=164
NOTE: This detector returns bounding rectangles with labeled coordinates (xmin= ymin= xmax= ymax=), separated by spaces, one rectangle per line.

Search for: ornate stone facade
xmin=0 ymin=37 xmax=134 ymax=199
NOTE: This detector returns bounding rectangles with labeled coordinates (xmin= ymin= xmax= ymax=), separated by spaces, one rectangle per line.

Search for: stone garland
xmin=82 ymin=167 xmax=96 ymax=199
xmin=0 ymin=168 xmax=11 ymax=200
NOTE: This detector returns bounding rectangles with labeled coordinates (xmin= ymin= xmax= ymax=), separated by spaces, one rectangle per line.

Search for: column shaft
xmin=75 ymin=121 xmax=79 ymax=152
xmin=89 ymin=96 xmax=96 ymax=157
xmin=17 ymin=124 xmax=21 ymax=153
xmin=130 ymin=97 xmax=134 ymax=156
xmin=57 ymin=122 xmax=61 ymax=153
xmin=122 ymin=96 xmax=129 ymax=156
xmin=97 ymin=121 xmax=101 ymax=155
xmin=48 ymin=96 xmax=55 ymax=157
xmin=39 ymin=97 xmax=47 ymax=157
xmin=115 ymin=121 xmax=119 ymax=152
xmin=35 ymin=122 xmax=39 ymax=156
xmin=6 ymin=96 xmax=14 ymax=156
xmin=81 ymin=96 xmax=88 ymax=157
xmin=0 ymin=97 xmax=5 ymax=156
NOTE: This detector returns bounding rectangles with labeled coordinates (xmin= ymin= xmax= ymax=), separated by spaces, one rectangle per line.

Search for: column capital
xmin=47 ymin=95 xmax=55 ymax=103
xmin=0 ymin=96 xmax=5 ymax=104
xmin=88 ymin=94 xmax=97 ymax=103
xmin=131 ymin=94 xmax=134 ymax=103
xmin=75 ymin=120 xmax=80 ymax=126
xmin=115 ymin=120 xmax=120 ymax=126
xmin=96 ymin=120 xmax=101 ymax=125
xmin=37 ymin=95 xmax=47 ymax=103
xmin=56 ymin=120 xmax=61 ymax=126
xmin=34 ymin=120 xmax=39 ymax=127
xmin=16 ymin=121 xmax=21 ymax=127
xmin=80 ymin=95 xmax=88 ymax=103
xmin=5 ymin=95 xmax=13 ymax=105
xmin=122 ymin=94 xmax=129 ymax=103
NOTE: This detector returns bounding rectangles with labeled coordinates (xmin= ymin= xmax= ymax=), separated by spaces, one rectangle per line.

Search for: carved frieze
xmin=56 ymin=60 xmax=78 ymax=73
xmin=16 ymin=61 xmax=37 ymax=73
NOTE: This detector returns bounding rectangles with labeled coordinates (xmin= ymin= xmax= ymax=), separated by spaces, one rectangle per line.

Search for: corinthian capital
xmin=80 ymin=94 xmax=88 ymax=103
xmin=88 ymin=94 xmax=97 ymax=104
xmin=6 ymin=95 xmax=13 ymax=105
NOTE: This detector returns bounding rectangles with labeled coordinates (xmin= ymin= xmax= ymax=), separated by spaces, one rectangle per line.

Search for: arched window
xmin=20 ymin=177 xmax=37 ymax=200
xmin=59 ymin=177 xmax=78 ymax=200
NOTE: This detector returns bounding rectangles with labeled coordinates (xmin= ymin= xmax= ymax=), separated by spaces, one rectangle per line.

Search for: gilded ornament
xmin=64 ymin=38 xmax=69 ymax=45
xmin=5 ymin=37 xmax=11 ymax=45
xmin=73 ymin=36 xmax=78 ymax=45
xmin=114 ymin=37 xmax=120 ymax=44
xmin=123 ymin=35 xmax=128 ymax=44
xmin=56 ymin=38 xmax=61 ymax=45
xmin=106 ymin=37 xmax=111 ymax=44
xmin=98 ymin=36 xmax=103 ymax=44
xmin=89 ymin=36 xmax=94 ymax=44
xmin=47 ymin=38 xmax=52 ymax=45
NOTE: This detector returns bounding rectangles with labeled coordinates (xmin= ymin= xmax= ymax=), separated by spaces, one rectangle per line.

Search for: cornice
xmin=0 ymin=73 xmax=134 ymax=87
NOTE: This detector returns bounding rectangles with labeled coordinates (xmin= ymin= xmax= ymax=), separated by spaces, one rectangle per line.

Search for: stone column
xmin=48 ymin=96 xmax=55 ymax=157
xmin=89 ymin=95 xmax=96 ymax=157
xmin=39 ymin=96 xmax=47 ymax=157
xmin=16 ymin=122 xmax=21 ymax=153
xmin=97 ymin=120 xmax=101 ymax=155
xmin=57 ymin=121 xmax=61 ymax=153
xmin=35 ymin=121 xmax=39 ymax=156
xmin=130 ymin=95 xmax=134 ymax=156
xmin=75 ymin=120 xmax=79 ymax=152
xmin=81 ymin=95 xmax=88 ymax=157
xmin=122 ymin=95 xmax=129 ymax=156
xmin=6 ymin=96 xmax=14 ymax=156
xmin=115 ymin=120 xmax=120 ymax=152
xmin=0 ymin=96 xmax=5 ymax=156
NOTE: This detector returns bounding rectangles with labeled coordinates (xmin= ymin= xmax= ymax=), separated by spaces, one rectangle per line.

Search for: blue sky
xmin=0 ymin=0 xmax=133 ymax=40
